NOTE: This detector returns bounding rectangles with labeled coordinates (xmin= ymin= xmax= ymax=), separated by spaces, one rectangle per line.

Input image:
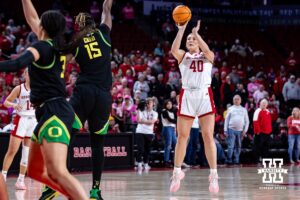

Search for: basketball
xmin=172 ymin=5 xmax=192 ymax=25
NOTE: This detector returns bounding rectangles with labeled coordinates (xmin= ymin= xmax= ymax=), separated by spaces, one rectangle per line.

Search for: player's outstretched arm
xmin=101 ymin=0 xmax=113 ymax=30
xmin=0 ymin=48 xmax=40 ymax=72
xmin=171 ymin=22 xmax=188 ymax=63
xmin=192 ymin=20 xmax=214 ymax=63
xmin=21 ymin=0 xmax=40 ymax=36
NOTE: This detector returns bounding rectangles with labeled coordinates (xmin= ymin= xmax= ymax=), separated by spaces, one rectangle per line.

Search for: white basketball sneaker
xmin=209 ymin=173 xmax=219 ymax=193
xmin=169 ymin=170 xmax=185 ymax=192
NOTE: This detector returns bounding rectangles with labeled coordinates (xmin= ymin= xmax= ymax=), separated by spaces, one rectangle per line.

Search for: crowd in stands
xmin=0 ymin=1 xmax=299 ymax=165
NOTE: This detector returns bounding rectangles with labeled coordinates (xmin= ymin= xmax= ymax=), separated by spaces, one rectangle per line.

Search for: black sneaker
xmin=90 ymin=188 xmax=104 ymax=200
xmin=39 ymin=185 xmax=59 ymax=200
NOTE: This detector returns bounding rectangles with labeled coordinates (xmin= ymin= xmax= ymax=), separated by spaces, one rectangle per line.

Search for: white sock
xmin=2 ymin=171 xmax=7 ymax=182
xmin=137 ymin=162 xmax=142 ymax=168
xmin=18 ymin=174 xmax=25 ymax=182
xmin=210 ymin=169 xmax=218 ymax=175
xmin=174 ymin=166 xmax=181 ymax=174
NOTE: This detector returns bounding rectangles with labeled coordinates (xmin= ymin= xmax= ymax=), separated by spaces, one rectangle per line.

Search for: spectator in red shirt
xmin=287 ymin=107 xmax=300 ymax=164
xmin=253 ymin=99 xmax=272 ymax=163
xmin=122 ymin=2 xmax=135 ymax=24
xmin=163 ymin=51 xmax=177 ymax=72
xmin=111 ymin=60 xmax=119 ymax=75
xmin=133 ymin=58 xmax=147 ymax=74
xmin=119 ymin=57 xmax=132 ymax=76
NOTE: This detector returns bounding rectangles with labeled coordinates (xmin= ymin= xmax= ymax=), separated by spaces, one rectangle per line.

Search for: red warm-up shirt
xmin=253 ymin=108 xmax=272 ymax=134
xmin=287 ymin=116 xmax=300 ymax=135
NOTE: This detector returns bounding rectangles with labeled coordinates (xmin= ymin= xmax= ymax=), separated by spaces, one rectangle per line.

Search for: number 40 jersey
xmin=179 ymin=52 xmax=212 ymax=89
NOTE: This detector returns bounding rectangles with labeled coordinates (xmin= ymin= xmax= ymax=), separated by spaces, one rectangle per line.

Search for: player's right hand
xmin=13 ymin=104 xmax=22 ymax=112
xmin=176 ymin=21 xmax=188 ymax=30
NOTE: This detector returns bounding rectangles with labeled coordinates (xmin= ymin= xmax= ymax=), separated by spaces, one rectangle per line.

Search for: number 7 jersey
xmin=179 ymin=52 xmax=212 ymax=89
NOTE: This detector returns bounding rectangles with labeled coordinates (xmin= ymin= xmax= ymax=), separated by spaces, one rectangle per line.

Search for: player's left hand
xmin=192 ymin=20 xmax=200 ymax=35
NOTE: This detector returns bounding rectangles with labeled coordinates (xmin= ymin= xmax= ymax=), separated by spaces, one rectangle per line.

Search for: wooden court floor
xmin=6 ymin=165 xmax=300 ymax=200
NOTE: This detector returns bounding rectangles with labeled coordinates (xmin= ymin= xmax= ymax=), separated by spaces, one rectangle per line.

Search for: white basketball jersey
xmin=179 ymin=52 xmax=212 ymax=89
xmin=17 ymin=84 xmax=35 ymax=116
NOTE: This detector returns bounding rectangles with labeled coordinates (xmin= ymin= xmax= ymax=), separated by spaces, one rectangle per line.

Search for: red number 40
xmin=189 ymin=60 xmax=203 ymax=72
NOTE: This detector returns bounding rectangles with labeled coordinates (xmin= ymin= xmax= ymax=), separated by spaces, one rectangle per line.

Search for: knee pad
xmin=20 ymin=145 xmax=29 ymax=167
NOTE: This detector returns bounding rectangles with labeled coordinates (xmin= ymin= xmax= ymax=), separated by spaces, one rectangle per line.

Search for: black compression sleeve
xmin=0 ymin=51 xmax=34 ymax=72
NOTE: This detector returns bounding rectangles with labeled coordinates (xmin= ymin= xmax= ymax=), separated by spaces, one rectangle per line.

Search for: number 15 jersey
xmin=179 ymin=52 xmax=212 ymax=89
xmin=73 ymin=24 xmax=112 ymax=91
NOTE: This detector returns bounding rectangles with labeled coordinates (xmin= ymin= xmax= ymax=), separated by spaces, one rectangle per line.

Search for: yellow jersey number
xmin=84 ymin=42 xmax=102 ymax=59
xmin=60 ymin=55 xmax=66 ymax=78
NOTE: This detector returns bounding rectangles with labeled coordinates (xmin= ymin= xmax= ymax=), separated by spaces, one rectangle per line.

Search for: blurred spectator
xmin=233 ymin=83 xmax=248 ymax=106
xmin=221 ymin=75 xmax=235 ymax=109
xmin=26 ymin=31 xmax=38 ymax=47
xmin=165 ymin=66 xmax=180 ymax=88
xmin=161 ymin=19 xmax=175 ymax=41
xmin=66 ymin=75 xmax=77 ymax=97
xmin=163 ymin=51 xmax=177 ymax=72
xmin=108 ymin=116 xmax=120 ymax=134
xmin=6 ymin=19 xmax=17 ymax=33
xmin=90 ymin=1 xmax=101 ymax=20
xmin=135 ymin=98 xmax=158 ymax=170
xmin=119 ymin=57 xmax=132 ymax=76
xmin=112 ymin=93 xmax=125 ymax=130
xmin=151 ymin=56 xmax=163 ymax=75
xmin=286 ymin=51 xmax=297 ymax=68
xmin=230 ymin=39 xmax=246 ymax=57
xmin=5 ymin=28 xmax=15 ymax=48
xmin=112 ymin=49 xmax=123 ymax=65
xmin=273 ymin=70 xmax=287 ymax=98
xmin=124 ymin=69 xmax=134 ymax=89
xmin=15 ymin=39 xmax=25 ymax=54
xmin=64 ymin=12 xmax=73 ymax=35
xmin=153 ymin=43 xmax=164 ymax=57
xmin=161 ymin=100 xmax=177 ymax=167
xmin=133 ymin=74 xmax=150 ymax=100
xmin=122 ymin=2 xmax=135 ymax=24
xmin=111 ymin=60 xmax=119 ymax=75
xmin=287 ymin=107 xmax=300 ymax=164
xmin=224 ymin=95 xmax=249 ymax=165
xmin=282 ymin=75 xmax=300 ymax=115
xmin=133 ymin=58 xmax=147 ymax=74
xmin=122 ymin=95 xmax=137 ymax=132
xmin=228 ymin=66 xmax=240 ymax=84
xmin=253 ymin=99 xmax=272 ymax=163
xmin=211 ymin=72 xmax=221 ymax=110
xmin=253 ymin=85 xmax=268 ymax=105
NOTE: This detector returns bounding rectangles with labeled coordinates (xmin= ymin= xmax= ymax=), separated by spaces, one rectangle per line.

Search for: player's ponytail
xmin=40 ymin=10 xmax=67 ymax=53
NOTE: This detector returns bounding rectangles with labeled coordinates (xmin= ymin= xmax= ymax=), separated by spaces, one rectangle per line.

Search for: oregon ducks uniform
xmin=29 ymin=40 xmax=81 ymax=145
xmin=70 ymin=24 xmax=112 ymax=134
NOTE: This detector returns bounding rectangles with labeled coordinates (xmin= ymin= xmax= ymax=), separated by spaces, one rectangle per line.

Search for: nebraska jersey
xmin=179 ymin=52 xmax=212 ymax=89
xmin=17 ymin=84 xmax=35 ymax=116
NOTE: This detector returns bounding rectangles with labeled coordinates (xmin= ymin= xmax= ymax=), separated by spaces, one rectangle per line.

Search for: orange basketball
xmin=172 ymin=5 xmax=192 ymax=25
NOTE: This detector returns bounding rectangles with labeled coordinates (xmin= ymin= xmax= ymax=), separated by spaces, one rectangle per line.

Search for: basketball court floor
xmin=6 ymin=165 xmax=300 ymax=200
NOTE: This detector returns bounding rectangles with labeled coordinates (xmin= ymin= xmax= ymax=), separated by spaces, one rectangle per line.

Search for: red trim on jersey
xmin=198 ymin=87 xmax=216 ymax=118
xmin=178 ymin=113 xmax=195 ymax=119
xmin=177 ymin=89 xmax=195 ymax=119
xmin=11 ymin=115 xmax=22 ymax=139
xmin=177 ymin=89 xmax=184 ymax=115
xmin=178 ymin=52 xmax=186 ymax=65
xmin=24 ymin=136 xmax=32 ymax=139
